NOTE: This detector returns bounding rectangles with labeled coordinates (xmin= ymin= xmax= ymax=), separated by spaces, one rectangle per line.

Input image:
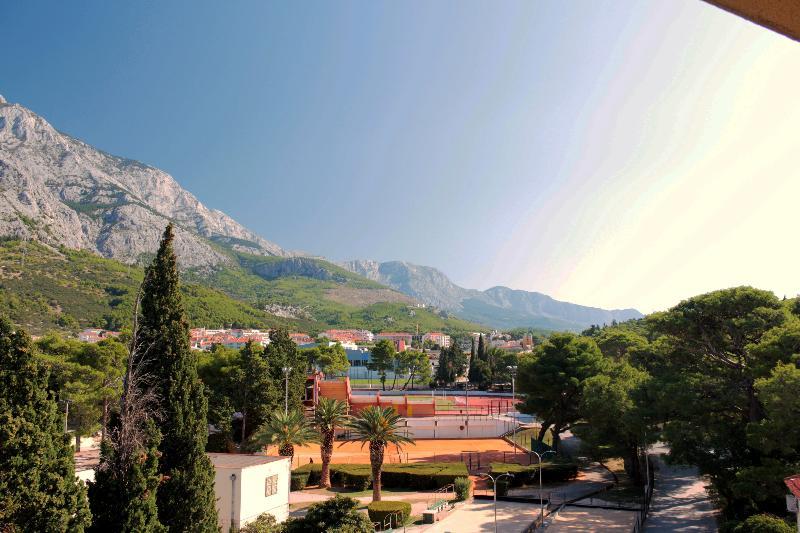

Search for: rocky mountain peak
xmin=0 ymin=99 xmax=289 ymax=268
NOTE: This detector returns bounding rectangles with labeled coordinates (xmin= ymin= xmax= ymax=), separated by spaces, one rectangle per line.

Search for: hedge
xmin=454 ymin=477 xmax=471 ymax=501
xmin=293 ymin=462 xmax=469 ymax=490
xmin=367 ymin=501 xmax=411 ymax=530
xmin=489 ymin=460 xmax=578 ymax=487
xmin=290 ymin=470 xmax=311 ymax=491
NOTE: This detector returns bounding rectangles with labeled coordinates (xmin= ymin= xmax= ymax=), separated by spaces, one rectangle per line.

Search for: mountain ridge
xmin=1 ymin=95 xmax=641 ymax=332
xmin=340 ymin=259 xmax=643 ymax=330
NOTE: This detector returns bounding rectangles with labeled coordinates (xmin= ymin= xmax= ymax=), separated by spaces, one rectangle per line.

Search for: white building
xmin=208 ymin=453 xmax=291 ymax=531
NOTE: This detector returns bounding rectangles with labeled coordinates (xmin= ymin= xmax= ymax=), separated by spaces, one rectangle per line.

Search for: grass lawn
xmin=510 ymin=427 xmax=554 ymax=450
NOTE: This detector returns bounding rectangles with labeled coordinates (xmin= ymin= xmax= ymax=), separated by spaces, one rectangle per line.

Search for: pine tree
xmin=138 ymin=225 xmax=218 ymax=532
xmin=0 ymin=317 xmax=91 ymax=531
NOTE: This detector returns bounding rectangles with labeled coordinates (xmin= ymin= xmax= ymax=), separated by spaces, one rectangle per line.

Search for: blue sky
xmin=3 ymin=1 xmax=799 ymax=312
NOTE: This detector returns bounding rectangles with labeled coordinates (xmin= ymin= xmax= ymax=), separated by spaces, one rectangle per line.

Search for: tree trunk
xmin=536 ymin=422 xmax=551 ymax=443
xmin=627 ymin=444 xmax=642 ymax=486
xmin=370 ymin=441 xmax=385 ymax=502
xmin=381 ymin=374 xmax=386 ymax=391
xmin=75 ymin=434 xmax=82 ymax=452
xmin=279 ymin=443 xmax=294 ymax=458
xmin=320 ymin=430 xmax=334 ymax=488
xmin=241 ymin=409 xmax=247 ymax=445
xmin=101 ymin=397 xmax=109 ymax=440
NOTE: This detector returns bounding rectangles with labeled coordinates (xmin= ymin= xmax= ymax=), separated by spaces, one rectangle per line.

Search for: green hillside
xmin=0 ymin=240 xmax=484 ymax=336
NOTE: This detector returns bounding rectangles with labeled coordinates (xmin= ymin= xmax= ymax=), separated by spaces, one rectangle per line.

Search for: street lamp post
xmin=531 ymin=449 xmax=556 ymax=525
xmin=507 ymin=365 xmax=518 ymax=454
xmin=282 ymin=366 xmax=292 ymax=415
xmin=480 ymin=472 xmax=513 ymax=533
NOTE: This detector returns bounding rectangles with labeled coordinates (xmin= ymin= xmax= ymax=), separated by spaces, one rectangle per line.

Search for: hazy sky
xmin=3 ymin=1 xmax=799 ymax=313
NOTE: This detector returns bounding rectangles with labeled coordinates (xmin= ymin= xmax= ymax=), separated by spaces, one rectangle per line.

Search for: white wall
xmin=240 ymin=460 xmax=290 ymax=525
xmin=404 ymin=416 xmax=515 ymax=439
xmin=212 ymin=458 xmax=290 ymax=532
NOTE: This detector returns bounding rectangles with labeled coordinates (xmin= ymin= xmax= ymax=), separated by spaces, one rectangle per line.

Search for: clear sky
xmin=2 ymin=1 xmax=799 ymax=313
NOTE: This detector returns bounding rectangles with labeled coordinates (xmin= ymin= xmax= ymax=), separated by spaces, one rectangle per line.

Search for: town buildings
xmin=422 ymin=331 xmax=451 ymax=348
xmin=78 ymin=328 xmax=121 ymax=343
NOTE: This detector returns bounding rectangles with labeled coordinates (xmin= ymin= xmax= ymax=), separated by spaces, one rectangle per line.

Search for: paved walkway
xmin=644 ymin=454 xmax=718 ymax=532
xmin=546 ymin=507 xmax=636 ymax=532
xmin=411 ymin=500 xmax=539 ymax=532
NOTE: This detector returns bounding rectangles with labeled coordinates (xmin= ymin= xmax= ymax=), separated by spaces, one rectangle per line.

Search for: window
xmin=265 ymin=474 xmax=279 ymax=496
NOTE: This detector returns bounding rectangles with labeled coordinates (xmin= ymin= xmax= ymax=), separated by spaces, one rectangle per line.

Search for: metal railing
xmin=373 ymin=510 xmax=405 ymax=532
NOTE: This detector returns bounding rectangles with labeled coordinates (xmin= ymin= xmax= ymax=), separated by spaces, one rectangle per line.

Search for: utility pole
xmin=507 ymin=365 xmax=518 ymax=453
xmin=282 ymin=366 xmax=292 ymax=415
xmin=480 ymin=472 xmax=513 ymax=533
xmin=531 ymin=450 xmax=556 ymax=525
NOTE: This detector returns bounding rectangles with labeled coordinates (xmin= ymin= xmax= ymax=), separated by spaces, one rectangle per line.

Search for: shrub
xmin=489 ymin=460 xmax=578 ymax=486
xmin=283 ymin=495 xmax=373 ymax=533
xmin=290 ymin=470 xmax=310 ymax=491
xmin=367 ymin=501 xmax=412 ymax=530
xmin=293 ymin=463 xmax=322 ymax=485
xmin=239 ymin=512 xmax=279 ymax=533
xmin=331 ymin=465 xmax=372 ymax=490
xmin=496 ymin=479 xmax=510 ymax=497
xmin=454 ymin=477 xmax=472 ymax=501
xmin=733 ymin=514 xmax=794 ymax=533
xmin=295 ymin=462 xmax=469 ymax=491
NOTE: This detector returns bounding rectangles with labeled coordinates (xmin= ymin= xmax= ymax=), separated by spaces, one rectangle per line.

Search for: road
xmin=644 ymin=453 xmax=718 ymax=532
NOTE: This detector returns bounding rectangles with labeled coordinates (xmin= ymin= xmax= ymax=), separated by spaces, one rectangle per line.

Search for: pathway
xmin=644 ymin=454 xmax=718 ymax=532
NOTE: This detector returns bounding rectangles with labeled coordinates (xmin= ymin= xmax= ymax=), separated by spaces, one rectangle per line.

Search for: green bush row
xmin=293 ymin=462 xmax=469 ymax=490
xmin=290 ymin=470 xmax=311 ymax=491
xmin=489 ymin=460 xmax=578 ymax=487
xmin=367 ymin=501 xmax=411 ymax=530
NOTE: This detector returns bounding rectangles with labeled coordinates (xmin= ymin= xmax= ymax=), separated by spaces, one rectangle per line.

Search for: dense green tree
xmin=306 ymin=342 xmax=350 ymax=376
xmin=367 ymin=339 xmax=396 ymax=391
xmin=314 ymin=398 xmax=350 ymax=488
xmin=250 ymin=410 xmax=318 ymax=460
xmin=594 ymin=329 xmax=648 ymax=361
xmin=88 ymin=420 xmax=165 ymax=532
xmin=264 ymin=328 xmax=307 ymax=411
xmin=282 ymin=495 xmax=373 ymax=533
xmin=435 ymin=344 xmax=467 ymax=386
xmin=347 ymin=407 xmax=414 ymax=501
xmin=137 ymin=224 xmax=218 ymax=531
xmin=477 ymin=334 xmax=487 ymax=362
xmin=232 ymin=341 xmax=276 ymax=443
xmin=36 ymin=334 xmax=127 ymax=448
xmin=574 ymin=360 xmax=653 ymax=483
xmin=517 ymin=333 xmax=608 ymax=450
xmin=467 ymin=337 xmax=479 ymax=382
xmin=396 ymin=350 xmax=432 ymax=390
xmin=647 ymin=287 xmax=795 ymax=518
xmin=0 ymin=317 xmax=91 ymax=531
xmin=730 ymin=362 xmax=800 ymax=513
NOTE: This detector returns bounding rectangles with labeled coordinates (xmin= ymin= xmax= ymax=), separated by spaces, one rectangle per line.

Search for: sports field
xmin=280 ymin=438 xmax=529 ymax=469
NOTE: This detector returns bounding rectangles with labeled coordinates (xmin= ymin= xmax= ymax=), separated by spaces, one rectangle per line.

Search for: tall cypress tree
xmin=0 ymin=317 xmax=91 ymax=531
xmin=88 ymin=420 xmax=165 ymax=532
xmin=138 ymin=225 xmax=218 ymax=531
xmin=467 ymin=337 xmax=479 ymax=384
xmin=477 ymin=334 xmax=486 ymax=362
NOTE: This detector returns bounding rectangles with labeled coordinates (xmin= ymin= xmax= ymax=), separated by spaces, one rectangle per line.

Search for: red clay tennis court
xmin=279 ymin=438 xmax=531 ymax=469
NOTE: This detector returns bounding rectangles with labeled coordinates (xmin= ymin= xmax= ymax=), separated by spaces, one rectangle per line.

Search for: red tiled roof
xmin=785 ymin=474 xmax=800 ymax=498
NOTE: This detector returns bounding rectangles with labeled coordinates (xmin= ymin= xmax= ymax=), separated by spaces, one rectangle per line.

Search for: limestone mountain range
xmin=0 ymin=95 xmax=641 ymax=330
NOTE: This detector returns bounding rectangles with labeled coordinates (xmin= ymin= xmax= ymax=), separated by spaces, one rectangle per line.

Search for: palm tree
xmin=250 ymin=410 xmax=318 ymax=461
xmin=314 ymin=397 xmax=350 ymax=488
xmin=347 ymin=406 xmax=414 ymax=501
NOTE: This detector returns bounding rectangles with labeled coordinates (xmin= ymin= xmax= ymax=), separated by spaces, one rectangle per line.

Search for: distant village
xmin=79 ymin=326 xmax=536 ymax=353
